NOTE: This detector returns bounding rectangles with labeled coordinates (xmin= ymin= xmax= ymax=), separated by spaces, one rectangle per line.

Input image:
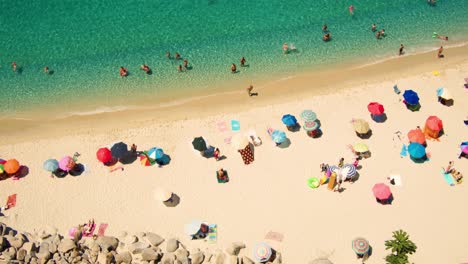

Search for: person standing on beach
xmin=438 ymin=46 xmax=444 ymax=58
xmin=240 ymin=57 xmax=246 ymax=67
xmin=399 ymin=44 xmax=405 ymax=56
xmin=246 ymin=85 xmax=254 ymax=96
xmin=231 ymin=63 xmax=237 ymax=73
xmin=12 ymin=62 xmax=17 ymax=72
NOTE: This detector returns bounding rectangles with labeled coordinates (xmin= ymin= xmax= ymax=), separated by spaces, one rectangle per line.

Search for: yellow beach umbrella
xmin=353 ymin=142 xmax=369 ymax=153
xmin=352 ymin=119 xmax=370 ymax=134
xmin=231 ymin=134 xmax=250 ymax=150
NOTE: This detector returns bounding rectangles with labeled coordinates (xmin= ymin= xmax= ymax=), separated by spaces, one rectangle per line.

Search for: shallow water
xmin=1 ymin=0 xmax=467 ymax=115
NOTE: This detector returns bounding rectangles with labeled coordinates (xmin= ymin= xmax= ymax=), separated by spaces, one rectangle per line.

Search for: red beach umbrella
xmin=367 ymin=102 xmax=385 ymax=115
xmin=372 ymin=183 xmax=392 ymax=200
xmin=407 ymin=129 xmax=426 ymax=145
xmin=4 ymin=159 xmax=20 ymax=174
xmin=425 ymin=116 xmax=443 ymax=131
xmin=96 ymin=147 xmax=112 ymax=163
xmin=140 ymin=154 xmax=151 ymax=166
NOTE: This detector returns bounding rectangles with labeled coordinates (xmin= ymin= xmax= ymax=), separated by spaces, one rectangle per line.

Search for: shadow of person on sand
xmin=163 ymin=193 xmax=181 ymax=207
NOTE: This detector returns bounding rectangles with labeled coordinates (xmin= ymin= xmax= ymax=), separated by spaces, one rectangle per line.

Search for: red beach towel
xmin=7 ymin=194 xmax=16 ymax=208
xmin=238 ymin=145 xmax=254 ymax=165
xmin=97 ymin=223 xmax=108 ymax=236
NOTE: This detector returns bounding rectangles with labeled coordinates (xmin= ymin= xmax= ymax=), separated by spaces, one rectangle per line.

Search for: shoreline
xmin=1 ymin=44 xmax=468 ymax=145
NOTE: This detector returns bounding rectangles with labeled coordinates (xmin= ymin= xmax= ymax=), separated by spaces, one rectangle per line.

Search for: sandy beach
xmin=1 ymin=45 xmax=468 ymax=263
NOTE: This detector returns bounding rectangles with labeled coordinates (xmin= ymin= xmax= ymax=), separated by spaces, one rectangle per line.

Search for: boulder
xmin=96 ymin=236 xmax=119 ymax=251
xmin=25 ymin=254 xmax=32 ymax=263
xmin=175 ymin=247 xmax=189 ymax=262
xmin=0 ymin=223 xmax=7 ymax=236
xmin=145 ymin=232 xmax=164 ymax=247
xmin=226 ymin=242 xmax=245 ymax=256
xmin=49 ymin=241 xmax=58 ymax=253
xmin=97 ymin=252 xmax=114 ymax=264
xmin=226 ymin=255 xmax=238 ymax=264
xmin=190 ymin=251 xmax=204 ymax=264
xmin=4 ymin=247 xmax=17 ymax=259
xmin=141 ymin=248 xmax=159 ymax=261
xmin=160 ymin=252 xmax=176 ymax=264
xmin=117 ymin=231 xmax=128 ymax=238
xmin=53 ymin=253 xmax=61 ymax=262
xmin=124 ymin=235 xmax=138 ymax=245
xmin=128 ymin=241 xmax=150 ymax=254
xmin=166 ymin=238 xmax=179 ymax=253
xmin=272 ymin=252 xmax=282 ymax=264
xmin=212 ymin=250 xmax=225 ymax=264
xmin=37 ymin=242 xmax=51 ymax=260
xmin=46 ymin=260 xmax=56 ymax=264
xmin=58 ymin=239 xmax=76 ymax=253
xmin=115 ymin=251 xmax=132 ymax=264
xmin=241 ymin=256 xmax=254 ymax=264
xmin=17 ymin=248 xmax=27 ymax=261
xmin=0 ymin=236 xmax=6 ymax=251
xmin=21 ymin=241 xmax=35 ymax=255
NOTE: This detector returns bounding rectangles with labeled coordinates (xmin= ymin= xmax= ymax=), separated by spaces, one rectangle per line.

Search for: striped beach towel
xmin=208 ymin=224 xmax=217 ymax=243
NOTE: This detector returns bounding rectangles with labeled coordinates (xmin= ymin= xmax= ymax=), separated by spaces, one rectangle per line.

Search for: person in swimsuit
xmin=437 ymin=35 xmax=448 ymax=41
xmin=371 ymin=24 xmax=377 ymax=32
xmin=380 ymin=29 xmax=385 ymax=36
xmin=349 ymin=5 xmax=354 ymax=15
xmin=183 ymin=59 xmax=189 ymax=69
xmin=12 ymin=62 xmax=17 ymax=72
xmin=399 ymin=44 xmax=405 ymax=56
xmin=323 ymin=33 xmax=331 ymax=41
xmin=175 ymin=52 xmax=181 ymax=60
xmin=140 ymin=64 xmax=151 ymax=74
xmin=166 ymin=51 xmax=171 ymax=59
xmin=240 ymin=56 xmax=246 ymax=67
xmin=282 ymin=43 xmax=289 ymax=54
xmin=178 ymin=65 xmax=184 ymax=72
xmin=231 ymin=63 xmax=237 ymax=73
xmin=44 ymin=66 xmax=49 ymax=74
xmin=119 ymin=66 xmax=128 ymax=77
xmin=322 ymin=24 xmax=328 ymax=31
xmin=376 ymin=31 xmax=382 ymax=39
xmin=438 ymin=46 xmax=444 ymax=58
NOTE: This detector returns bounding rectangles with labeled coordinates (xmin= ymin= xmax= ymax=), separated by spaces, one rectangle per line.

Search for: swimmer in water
xmin=12 ymin=62 xmax=17 ymax=72
xmin=376 ymin=31 xmax=382 ymax=39
xmin=166 ymin=51 xmax=171 ymax=59
xmin=323 ymin=33 xmax=331 ymax=42
xmin=437 ymin=35 xmax=448 ymax=41
xmin=175 ymin=52 xmax=181 ymax=60
xmin=349 ymin=5 xmax=354 ymax=15
xmin=119 ymin=66 xmax=128 ymax=77
xmin=231 ymin=63 xmax=237 ymax=73
xmin=178 ymin=64 xmax=183 ymax=72
xmin=183 ymin=59 xmax=189 ymax=68
xmin=140 ymin=64 xmax=151 ymax=74
xmin=322 ymin=24 xmax=328 ymax=31
xmin=399 ymin=44 xmax=405 ymax=56
xmin=44 ymin=66 xmax=49 ymax=74
xmin=240 ymin=56 xmax=246 ymax=67
xmin=380 ymin=29 xmax=386 ymax=36
xmin=371 ymin=24 xmax=377 ymax=32
xmin=282 ymin=43 xmax=289 ymax=54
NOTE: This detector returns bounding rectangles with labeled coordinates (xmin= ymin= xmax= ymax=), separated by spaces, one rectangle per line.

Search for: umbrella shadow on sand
xmin=163 ymin=193 xmax=181 ymax=207
xmin=120 ymin=153 xmax=138 ymax=164
xmin=278 ymin=138 xmax=291 ymax=149
xmin=69 ymin=164 xmax=85 ymax=177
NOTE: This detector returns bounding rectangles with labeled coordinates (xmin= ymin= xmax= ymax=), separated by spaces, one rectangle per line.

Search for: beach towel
xmin=216 ymin=121 xmax=228 ymax=132
xmin=442 ymin=170 xmax=455 ymax=186
xmin=6 ymin=194 xmax=16 ymax=208
xmin=97 ymin=223 xmax=108 ymax=236
xmin=224 ymin=136 xmax=232 ymax=144
xmin=231 ymin=120 xmax=240 ymax=131
xmin=327 ymin=173 xmax=336 ymax=191
xmin=400 ymin=144 xmax=408 ymax=157
xmin=265 ymin=231 xmax=284 ymax=242
xmin=208 ymin=224 xmax=217 ymax=243
xmin=247 ymin=129 xmax=262 ymax=146
xmin=238 ymin=145 xmax=254 ymax=165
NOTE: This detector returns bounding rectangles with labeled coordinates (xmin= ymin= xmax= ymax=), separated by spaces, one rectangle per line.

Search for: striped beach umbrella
xmin=253 ymin=242 xmax=272 ymax=262
xmin=328 ymin=165 xmax=340 ymax=174
xmin=352 ymin=237 xmax=370 ymax=255
xmin=271 ymin=130 xmax=287 ymax=144
xmin=147 ymin=147 xmax=164 ymax=160
xmin=342 ymin=164 xmax=357 ymax=178
xmin=140 ymin=154 xmax=151 ymax=166
xmin=300 ymin=110 xmax=317 ymax=122
xmin=303 ymin=121 xmax=319 ymax=131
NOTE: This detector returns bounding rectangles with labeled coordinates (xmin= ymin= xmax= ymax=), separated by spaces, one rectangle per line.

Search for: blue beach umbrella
xmin=300 ymin=110 xmax=317 ymax=122
xmin=43 ymin=159 xmax=59 ymax=172
xmin=281 ymin=114 xmax=297 ymax=126
xmin=408 ymin=142 xmax=426 ymax=159
xmin=147 ymin=147 xmax=164 ymax=160
xmin=403 ymin=90 xmax=420 ymax=105
xmin=271 ymin=130 xmax=287 ymax=144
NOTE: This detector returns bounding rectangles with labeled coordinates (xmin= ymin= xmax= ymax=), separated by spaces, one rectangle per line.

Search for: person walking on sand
xmin=213 ymin=148 xmax=220 ymax=161
xmin=12 ymin=62 xmax=17 ymax=72
xmin=246 ymin=85 xmax=254 ymax=96
xmin=445 ymin=161 xmax=454 ymax=173
xmin=399 ymin=44 xmax=405 ymax=56
xmin=438 ymin=46 xmax=444 ymax=58
xmin=231 ymin=63 xmax=237 ymax=73
xmin=240 ymin=56 xmax=246 ymax=67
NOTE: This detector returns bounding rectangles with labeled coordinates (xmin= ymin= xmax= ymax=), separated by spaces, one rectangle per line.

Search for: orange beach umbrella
xmin=4 ymin=159 xmax=20 ymax=174
xmin=407 ymin=129 xmax=426 ymax=145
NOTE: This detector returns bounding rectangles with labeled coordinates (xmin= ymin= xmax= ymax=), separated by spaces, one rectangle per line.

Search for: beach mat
xmin=231 ymin=120 xmax=240 ymax=131
xmin=208 ymin=224 xmax=217 ymax=243
xmin=97 ymin=223 xmax=108 ymax=236
xmin=327 ymin=173 xmax=336 ymax=191
xmin=442 ymin=171 xmax=455 ymax=186
xmin=216 ymin=121 xmax=228 ymax=132
xmin=265 ymin=231 xmax=284 ymax=242
xmin=7 ymin=194 xmax=17 ymax=208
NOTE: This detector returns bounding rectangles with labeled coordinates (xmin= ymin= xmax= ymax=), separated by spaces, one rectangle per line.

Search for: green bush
xmin=384 ymin=230 xmax=417 ymax=264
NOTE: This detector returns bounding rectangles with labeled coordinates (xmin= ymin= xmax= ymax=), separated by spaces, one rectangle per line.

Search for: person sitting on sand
xmin=231 ymin=63 xmax=237 ymax=73
xmin=282 ymin=43 xmax=289 ymax=54
xmin=0 ymin=204 xmax=10 ymax=216
xmin=445 ymin=161 xmax=454 ymax=174
xmin=131 ymin=144 xmax=137 ymax=154
xmin=140 ymin=64 xmax=151 ymax=74
xmin=119 ymin=66 xmax=128 ymax=77
xmin=246 ymin=85 xmax=254 ymax=96
xmin=438 ymin=46 xmax=444 ymax=58
xmin=217 ymin=168 xmax=228 ymax=181
xmin=240 ymin=56 xmax=246 ymax=67
xmin=213 ymin=148 xmax=220 ymax=161
xmin=323 ymin=33 xmax=331 ymax=42
xmin=371 ymin=23 xmax=377 ymax=32
xmin=338 ymin=157 xmax=344 ymax=168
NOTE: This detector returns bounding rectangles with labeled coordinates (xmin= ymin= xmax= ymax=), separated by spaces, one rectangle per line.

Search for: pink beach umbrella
xmin=59 ymin=156 xmax=76 ymax=171
xmin=372 ymin=183 xmax=392 ymax=200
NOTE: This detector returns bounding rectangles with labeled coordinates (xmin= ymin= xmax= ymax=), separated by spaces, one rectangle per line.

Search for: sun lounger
xmin=327 ymin=173 xmax=336 ymax=191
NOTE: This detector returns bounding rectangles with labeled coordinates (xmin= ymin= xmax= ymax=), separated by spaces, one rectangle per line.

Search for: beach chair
xmin=247 ymin=129 xmax=262 ymax=146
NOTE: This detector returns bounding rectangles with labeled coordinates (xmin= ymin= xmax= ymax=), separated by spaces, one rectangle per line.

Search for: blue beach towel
xmin=400 ymin=144 xmax=407 ymax=157
xmin=442 ymin=170 xmax=455 ymax=186
xmin=231 ymin=120 xmax=240 ymax=131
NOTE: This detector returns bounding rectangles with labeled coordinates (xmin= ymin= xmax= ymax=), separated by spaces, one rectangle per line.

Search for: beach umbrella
xmin=408 ymin=142 xmax=426 ymax=159
xmin=271 ymin=130 xmax=287 ymax=144
xmin=425 ymin=116 xmax=443 ymax=132
xmin=96 ymin=147 xmax=112 ymax=163
xmin=367 ymin=102 xmax=384 ymax=115
xmin=154 ymin=188 xmax=173 ymax=202
xmin=407 ymin=129 xmax=426 ymax=145
xmin=352 ymin=237 xmax=370 ymax=255
xmin=436 ymin=87 xmax=452 ymax=100
xmin=461 ymin=142 xmax=468 ymax=154
xmin=140 ymin=154 xmax=151 ymax=166
xmin=59 ymin=156 xmax=75 ymax=172
xmin=253 ymin=242 xmax=272 ymax=262
xmin=231 ymin=134 xmax=250 ymax=150
xmin=353 ymin=142 xmax=369 ymax=153
xmin=111 ymin=142 xmax=128 ymax=160
xmin=372 ymin=183 xmax=392 ymax=200
xmin=300 ymin=110 xmax=317 ymax=122
xmin=342 ymin=164 xmax=357 ymax=178
xmin=310 ymin=258 xmax=334 ymax=264
xmin=43 ymin=159 xmax=59 ymax=172
xmin=4 ymin=159 xmax=20 ymax=174
xmin=184 ymin=220 xmax=203 ymax=236
xmin=403 ymin=90 xmax=419 ymax=105
xmin=147 ymin=147 xmax=164 ymax=160
xmin=281 ymin=114 xmax=297 ymax=126
xmin=303 ymin=121 xmax=319 ymax=131
xmin=352 ymin=119 xmax=370 ymax=134
xmin=0 ymin=164 xmax=4 ymax=174
xmin=329 ymin=165 xmax=340 ymax=174
xmin=192 ymin=137 xmax=207 ymax=152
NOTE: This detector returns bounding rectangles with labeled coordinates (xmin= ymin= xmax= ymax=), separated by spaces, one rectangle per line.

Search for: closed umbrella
xmin=372 ymin=183 xmax=392 ymax=200
xmin=352 ymin=237 xmax=370 ymax=255
xmin=4 ymin=159 xmax=20 ymax=174
xmin=59 ymin=156 xmax=75 ymax=171
xmin=300 ymin=110 xmax=317 ymax=122
xmin=271 ymin=130 xmax=286 ymax=144
xmin=408 ymin=142 xmax=426 ymax=159
xmin=147 ymin=147 xmax=164 ymax=160
xmin=192 ymin=137 xmax=207 ymax=152
xmin=353 ymin=143 xmax=369 ymax=153
xmin=281 ymin=114 xmax=297 ymax=126
xmin=253 ymin=242 xmax=272 ymax=263
xmin=403 ymin=90 xmax=419 ymax=105
xmin=303 ymin=121 xmax=319 ymax=131
xmin=111 ymin=142 xmax=128 ymax=160
xmin=407 ymin=129 xmax=426 ymax=145
xmin=96 ymin=147 xmax=112 ymax=163
xmin=352 ymin=119 xmax=370 ymax=134
xmin=231 ymin=134 xmax=250 ymax=150
xmin=367 ymin=102 xmax=384 ymax=115
xmin=43 ymin=159 xmax=59 ymax=172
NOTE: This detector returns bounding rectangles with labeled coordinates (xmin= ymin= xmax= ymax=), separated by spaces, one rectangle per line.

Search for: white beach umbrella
xmin=154 ymin=188 xmax=173 ymax=202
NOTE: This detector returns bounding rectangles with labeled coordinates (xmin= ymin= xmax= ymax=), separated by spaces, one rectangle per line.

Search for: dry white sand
xmin=1 ymin=47 xmax=467 ymax=263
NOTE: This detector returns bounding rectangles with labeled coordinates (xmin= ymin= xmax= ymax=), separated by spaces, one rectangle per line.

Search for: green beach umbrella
xmin=300 ymin=110 xmax=317 ymax=122
xmin=303 ymin=121 xmax=319 ymax=131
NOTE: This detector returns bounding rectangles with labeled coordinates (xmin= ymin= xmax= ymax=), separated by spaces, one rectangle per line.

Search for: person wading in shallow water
xmin=231 ymin=63 xmax=237 ymax=73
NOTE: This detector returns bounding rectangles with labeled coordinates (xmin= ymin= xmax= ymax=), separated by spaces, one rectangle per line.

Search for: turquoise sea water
xmin=1 ymin=0 xmax=467 ymax=116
